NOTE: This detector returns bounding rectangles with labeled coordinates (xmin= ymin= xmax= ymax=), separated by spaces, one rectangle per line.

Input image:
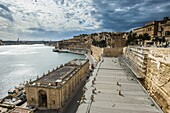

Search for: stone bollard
xmin=43 ymin=73 xmax=45 ymax=76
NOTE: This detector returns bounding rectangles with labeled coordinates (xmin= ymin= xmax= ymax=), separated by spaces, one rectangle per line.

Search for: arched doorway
xmin=38 ymin=90 xmax=47 ymax=107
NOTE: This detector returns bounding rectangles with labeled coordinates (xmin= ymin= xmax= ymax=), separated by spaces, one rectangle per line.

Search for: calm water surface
xmin=0 ymin=44 xmax=85 ymax=98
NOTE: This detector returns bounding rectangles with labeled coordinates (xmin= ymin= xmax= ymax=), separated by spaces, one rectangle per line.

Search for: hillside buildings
xmin=133 ymin=17 xmax=170 ymax=41
xmin=25 ymin=59 xmax=89 ymax=110
xmin=55 ymin=32 xmax=127 ymax=51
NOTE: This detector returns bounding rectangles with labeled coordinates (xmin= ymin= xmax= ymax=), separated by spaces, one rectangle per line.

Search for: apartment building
xmin=133 ymin=17 xmax=170 ymax=41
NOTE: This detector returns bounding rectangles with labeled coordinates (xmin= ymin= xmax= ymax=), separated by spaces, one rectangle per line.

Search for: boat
xmin=53 ymin=49 xmax=59 ymax=52
xmin=52 ymin=49 xmax=70 ymax=53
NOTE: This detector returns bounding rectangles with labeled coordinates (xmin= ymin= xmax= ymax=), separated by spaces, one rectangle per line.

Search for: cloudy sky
xmin=0 ymin=0 xmax=170 ymax=41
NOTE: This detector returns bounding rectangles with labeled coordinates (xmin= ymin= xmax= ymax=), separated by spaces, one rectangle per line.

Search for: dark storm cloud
xmin=0 ymin=4 xmax=13 ymax=22
xmin=0 ymin=4 xmax=10 ymax=12
xmin=25 ymin=27 xmax=99 ymax=40
xmin=92 ymin=0 xmax=170 ymax=31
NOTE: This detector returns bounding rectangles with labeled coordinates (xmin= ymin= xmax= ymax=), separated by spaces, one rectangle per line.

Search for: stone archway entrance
xmin=38 ymin=90 xmax=47 ymax=107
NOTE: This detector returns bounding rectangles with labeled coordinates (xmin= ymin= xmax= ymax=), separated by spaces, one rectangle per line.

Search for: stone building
xmin=133 ymin=17 xmax=170 ymax=41
xmin=55 ymin=32 xmax=127 ymax=51
xmin=133 ymin=21 xmax=159 ymax=38
xmin=110 ymin=33 xmax=127 ymax=48
xmin=158 ymin=17 xmax=170 ymax=41
xmin=25 ymin=59 xmax=89 ymax=110
xmin=90 ymin=32 xmax=127 ymax=48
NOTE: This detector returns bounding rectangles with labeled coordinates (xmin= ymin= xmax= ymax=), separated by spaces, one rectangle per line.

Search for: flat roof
xmin=36 ymin=66 xmax=76 ymax=83
xmin=26 ymin=59 xmax=88 ymax=87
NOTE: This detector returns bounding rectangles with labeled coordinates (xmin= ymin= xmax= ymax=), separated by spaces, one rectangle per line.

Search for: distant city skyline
xmin=0 ymin=0 xmax=170 ymax=41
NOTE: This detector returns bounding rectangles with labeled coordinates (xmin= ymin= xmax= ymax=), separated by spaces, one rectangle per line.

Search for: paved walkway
xmin=76 ymin=57 xmax=162 ymax=113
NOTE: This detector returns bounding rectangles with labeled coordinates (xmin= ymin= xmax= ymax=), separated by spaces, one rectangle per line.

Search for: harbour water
xmin=0 ymin=44 xmax=85 ymax=98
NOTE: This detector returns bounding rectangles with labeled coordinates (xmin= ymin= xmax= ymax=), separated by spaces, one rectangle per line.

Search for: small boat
xmin=53 ymin=49 xmax=59 ymax=52
xmin=8 ymin=89 xmax=16 ymax=95
xmin=53 ymin=49 xmax=70 ymax=53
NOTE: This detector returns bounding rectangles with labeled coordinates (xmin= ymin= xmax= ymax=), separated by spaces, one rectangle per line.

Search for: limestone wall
xmin=123 ymin=46 xmax=170 ymax=113
xmin=90 ymin=45 xmax=123 ymax=62
xmin=103 ymin=47 xmax=123 ymax=57
xmin=26 ymin=60 xmax=90 ymax=110
xmin=90 ymin=45 xmax=103 ymax=62
xmin=123 ymin=46 xmax=149 ymax=78
xmin=25 ymin=87 xmax=60 ymax=109
xmin=145 ymin=57 xmax=170 ymax=113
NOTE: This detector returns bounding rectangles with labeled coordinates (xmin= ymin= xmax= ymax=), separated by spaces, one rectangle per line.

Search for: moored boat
xmin=52 ymin=48 xmax=59 ymax=52
xmin=52 ymin=49 xmax=70 ymax=53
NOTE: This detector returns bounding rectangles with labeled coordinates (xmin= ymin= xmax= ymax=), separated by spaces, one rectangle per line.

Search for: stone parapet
xmin=145 ymin=57 xmax=170 ymax=113
xmin=90 ymin=45 xmax=103 ymax=62
xmin=123 ymin=46 xmax=170 ymax=113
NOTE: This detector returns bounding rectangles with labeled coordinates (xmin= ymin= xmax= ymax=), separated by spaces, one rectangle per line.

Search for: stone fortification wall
xmin=124 ymin=46 xmax=170 ymax=113
xmin=148 ymin=48 xmax=170 ymax=58
xmin=90 ymin=45 xmax=123 ymax=62
xmin=123 ymin=47 xmax=149 ymax=78
xmin=90 ymin=45 xmax=103 ymax=62
xmin=146 ymin=57 xmax=170 ymax=113
xmin=103 ymin=48 xmax=123 ymax=57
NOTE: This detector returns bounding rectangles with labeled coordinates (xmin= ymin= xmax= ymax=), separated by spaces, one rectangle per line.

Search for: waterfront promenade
xmin=76 ymin=57 xmax=162 ymax=113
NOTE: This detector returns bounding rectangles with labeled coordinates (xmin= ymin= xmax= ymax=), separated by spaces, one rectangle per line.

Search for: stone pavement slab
xmin=76 ymin=57 xmax=163 ymax=113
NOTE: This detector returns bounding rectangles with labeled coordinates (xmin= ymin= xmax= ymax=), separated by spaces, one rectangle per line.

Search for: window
xmin=165 ymin=31 xmax=170 ymax=36
xmin=31 ymin=98 xmax=34 ymax=101
xmin=53 ymin=100 xmax=55 ymax=104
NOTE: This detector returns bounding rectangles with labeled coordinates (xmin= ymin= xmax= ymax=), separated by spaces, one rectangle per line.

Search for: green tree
xmin=92 ymin=39 xmax=106 ymax=48
xmin=142 ymin=33 xmax=150 ymax=46
xmin=137 ymin=34 xmax=143 ymax=45
xmin=126 ymin=32 xmax=137 ymax=45
xmin=162 ymin=36 xmax=166 ymax=43
xmin=143 ymin=33 xmax=150 ymax=40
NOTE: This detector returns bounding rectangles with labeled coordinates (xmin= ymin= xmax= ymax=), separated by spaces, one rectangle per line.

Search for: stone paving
xmin=76 ymin=57 xmax=163 ymax=113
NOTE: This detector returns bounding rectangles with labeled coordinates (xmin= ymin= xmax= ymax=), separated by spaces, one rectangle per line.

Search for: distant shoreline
xmin=0 ymin=40 xmax=56 ymax=46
